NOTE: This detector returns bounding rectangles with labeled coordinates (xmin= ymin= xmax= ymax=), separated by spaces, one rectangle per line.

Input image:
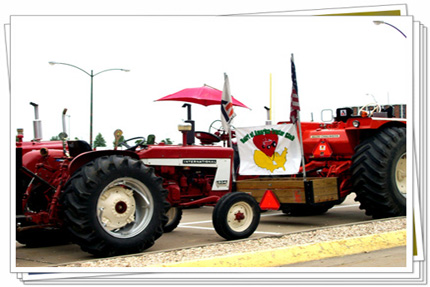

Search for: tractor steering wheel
xmin=208 ymin=120 xmax=236 ymax=143
xmin=358 ymin=103 xmax=381 ymax=117
xmin=118 ymin=136 xmax=146 ymax=150
xmin=209 ymin=120 xmax=235 ymax=134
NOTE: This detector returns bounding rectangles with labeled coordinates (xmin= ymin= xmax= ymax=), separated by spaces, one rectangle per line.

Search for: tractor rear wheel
xmin=61 ymin=155 xmax=169 ymax=257
xmin=351 ymin=126 xmax=406 ymax=218
xmin=212 ymin=192 xmax=260 ymax=240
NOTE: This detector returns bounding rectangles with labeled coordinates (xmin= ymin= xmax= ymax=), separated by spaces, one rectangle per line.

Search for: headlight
xmin=352 ymin=120 xmax=360 ymax=128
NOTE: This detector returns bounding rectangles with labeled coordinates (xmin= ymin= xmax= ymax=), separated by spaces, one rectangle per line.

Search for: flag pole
xmin=221 ymin=73 xmax=236 ymax=183
xmin=290 ymin=53 xmax=307 ymax=181
xmin=228 ymin=129 xmax=232 ymax=148
xmin=297 ymin=112 xmax=307 ymax=181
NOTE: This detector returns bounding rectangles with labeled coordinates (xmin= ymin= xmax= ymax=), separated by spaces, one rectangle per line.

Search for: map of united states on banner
xmin=236 ymin=124 xmax=301 ymax=175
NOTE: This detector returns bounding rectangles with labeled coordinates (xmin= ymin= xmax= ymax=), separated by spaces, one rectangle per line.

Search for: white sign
xmin=236 ymin=124 xmax=301 ymax=175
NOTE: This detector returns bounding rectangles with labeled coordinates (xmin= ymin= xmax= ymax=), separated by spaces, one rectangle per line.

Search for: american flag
xmin=221 ymin=73 xmax=236 ymax=133
xmin=290 ymin=54 xmax=300 ymax=124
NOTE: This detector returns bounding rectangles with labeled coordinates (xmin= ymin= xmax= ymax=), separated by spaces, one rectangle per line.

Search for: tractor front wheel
xmin=351 ymin=126 xmax=406 ymax=218
xmin=163 ymin=207 xmax=182 ymax=233
xmin=61 ymin=155 xmax=169 ymax=257
xmin=212 ymin=192 xmax=260 ymax=240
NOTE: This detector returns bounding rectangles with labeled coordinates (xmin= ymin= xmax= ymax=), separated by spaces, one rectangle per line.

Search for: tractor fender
xmin=372 ymin=119 xmax=406 ymax=130
xmin=68 ymin=150 xmax=140 ymax=176
xmin=349 ymin=119 xmax=406 ymax=142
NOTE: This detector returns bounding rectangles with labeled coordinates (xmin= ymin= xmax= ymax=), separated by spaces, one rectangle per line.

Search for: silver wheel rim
xmin=227 ymin=201 xmax=253 ymax=232
xmin=97 ymin=177 xmax=154 ymax=238
xmin=395 ymin=153 xmax=407 ymax=198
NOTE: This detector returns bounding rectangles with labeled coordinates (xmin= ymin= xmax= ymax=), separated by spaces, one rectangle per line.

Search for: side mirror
xmin=321 ymin=109 xmax=334 ymax=123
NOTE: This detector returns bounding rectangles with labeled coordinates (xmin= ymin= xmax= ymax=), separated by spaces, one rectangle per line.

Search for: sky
xmin=10 ymin=15 xmax=412 ymax=146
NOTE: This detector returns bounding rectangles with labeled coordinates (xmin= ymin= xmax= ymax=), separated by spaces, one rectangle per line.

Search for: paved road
xmin=15 ymin=194 xmax=377 ymax=267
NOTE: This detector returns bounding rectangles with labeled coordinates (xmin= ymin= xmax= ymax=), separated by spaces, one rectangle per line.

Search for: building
xmin=350 ymin=104 xmax=406 ymax=119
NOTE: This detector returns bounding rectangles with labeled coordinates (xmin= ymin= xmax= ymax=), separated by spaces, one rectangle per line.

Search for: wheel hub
xmin=115 ymin=201 xmax=128 ymax=214
xmin=97 ymin=186 xmax=136 ymax=230
xmin=234 ymin=210 xmax=245 ymax=222
xmin=227 ymin=202 xmax=252 ymax=232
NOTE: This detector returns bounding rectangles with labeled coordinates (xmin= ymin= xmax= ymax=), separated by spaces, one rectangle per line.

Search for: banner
xmin=236 ymin=124 xmax=301 ymax=175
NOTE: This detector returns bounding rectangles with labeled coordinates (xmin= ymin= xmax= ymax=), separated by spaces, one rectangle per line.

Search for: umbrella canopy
xmin=156 ymin=85 xmax=250 ymax=109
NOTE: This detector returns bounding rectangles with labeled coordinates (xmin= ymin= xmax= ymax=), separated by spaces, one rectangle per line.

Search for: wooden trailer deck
xmin=236 ymin=177 xmax=339 ymax=205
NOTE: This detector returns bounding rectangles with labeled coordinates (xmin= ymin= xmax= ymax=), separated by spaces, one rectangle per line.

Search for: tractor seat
xmin=68 ymin=140 xmax=92 ymax=157
xmin=195 ymin=131 xmax=221 ymax=145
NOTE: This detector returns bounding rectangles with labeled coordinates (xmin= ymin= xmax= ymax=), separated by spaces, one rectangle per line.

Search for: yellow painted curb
xmin=150 ymin=230 xmax=406 ymax=267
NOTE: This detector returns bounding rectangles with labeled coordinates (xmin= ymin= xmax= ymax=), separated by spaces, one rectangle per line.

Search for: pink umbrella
xmin=156 ymin=85 xmax=250 ymax=109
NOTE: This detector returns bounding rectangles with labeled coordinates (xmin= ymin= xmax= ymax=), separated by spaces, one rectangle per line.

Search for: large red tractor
xmin=16 ymin=102 xmax=406 ymax=257
xmin=278 ymin=106 xmax=406 ymax=218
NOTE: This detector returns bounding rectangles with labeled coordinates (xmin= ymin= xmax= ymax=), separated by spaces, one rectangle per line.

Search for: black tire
xmin=281 ymin=203 xmax=334 ymax=216
xmin=163 ymin=207 xmax=182 ymax=233
xmin=351 ymin=126 xmax=406 ymax=218
xmin=16 ymin=228 xmax=70 ymax=247
xmin=61 ymin=155 xmax=169 ymax=257
xmin=212 ymin=192 xmax=260 ymax=240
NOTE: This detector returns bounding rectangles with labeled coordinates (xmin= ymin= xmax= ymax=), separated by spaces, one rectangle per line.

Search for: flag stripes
xmin=290 ymin=54 xmax=300 ymax=124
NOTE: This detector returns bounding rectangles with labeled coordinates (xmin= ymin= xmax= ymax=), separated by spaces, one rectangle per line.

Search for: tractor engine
xmin=156 ymin=166 xmax=215 ymax=205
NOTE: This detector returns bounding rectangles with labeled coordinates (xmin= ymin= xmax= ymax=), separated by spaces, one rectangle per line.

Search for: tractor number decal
xmin=236 ymin=124 xmax=301 ymax=175
xmin=310 ymin=134 xmax=340 ymax=139
xmin=182 ymin=160 xmax=217 ymax=165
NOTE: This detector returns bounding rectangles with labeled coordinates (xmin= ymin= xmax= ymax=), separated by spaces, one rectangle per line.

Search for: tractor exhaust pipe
xmin=30 ymin=102 xmax=42 ymax=141
xmin=264 ymin=106 xmax=271 ymax=125
xmin=62 ymin=108 xmax=68 ymax=136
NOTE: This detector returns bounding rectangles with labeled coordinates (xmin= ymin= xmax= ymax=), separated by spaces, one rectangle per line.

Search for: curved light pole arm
xmin=49 ymin=62 xmax=129 ymax=148
xmin=48 ymin=61 xmax=91 ymax=76
xmin=373 ymin=21 xmax=407 ymax=38
xmin=93 ymin=68 xmax=130 ymax=77
xmin=383 ymin=22 xmax=407 ymax=38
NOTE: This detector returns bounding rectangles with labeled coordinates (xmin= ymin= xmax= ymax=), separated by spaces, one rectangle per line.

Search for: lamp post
xmin=373 ymin=21 xmax=407 ymax=38
xmin=49 ymin=61 xmax=129 ymax=147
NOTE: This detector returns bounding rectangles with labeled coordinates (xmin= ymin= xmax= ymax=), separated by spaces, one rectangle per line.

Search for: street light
xmin=49 ymin=61 xmax=129 ymax=147
xmin=373 ymin=21 xmax=407 ymax=38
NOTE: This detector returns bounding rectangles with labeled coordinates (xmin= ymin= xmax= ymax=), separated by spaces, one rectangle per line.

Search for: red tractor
xmin=16 ymin=102 xmax=406 ymax=257
xmin=277 ymin=105 xmax=406 ymax=218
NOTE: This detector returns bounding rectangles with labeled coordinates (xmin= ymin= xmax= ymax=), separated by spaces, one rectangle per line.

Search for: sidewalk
xmin=149 ymin=229 xmax=406 ymax=267
xmin=60 ymin=218 xmax=406 ymax=268
xmin=281 ymin=246 xmax=406 ymax=267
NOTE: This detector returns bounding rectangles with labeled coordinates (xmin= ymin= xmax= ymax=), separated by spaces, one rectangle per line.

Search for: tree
xmin=50 ymin=135 xmax=60 ymax=141
xmin=93 ymin=133 xmax=106 ymax=148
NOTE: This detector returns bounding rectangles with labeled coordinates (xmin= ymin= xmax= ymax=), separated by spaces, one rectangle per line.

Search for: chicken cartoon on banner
xmin=236 ymin=124 xmax=301 ymax=175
